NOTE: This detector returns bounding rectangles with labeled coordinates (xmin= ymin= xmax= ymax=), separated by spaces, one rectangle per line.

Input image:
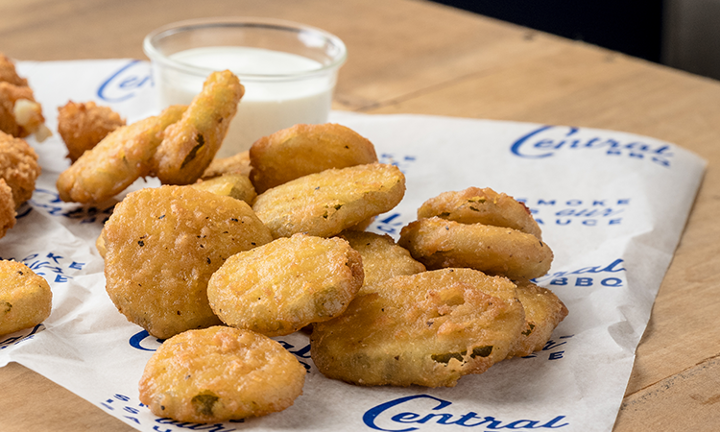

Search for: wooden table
xmin=2 ymin=0 xmax=719 ymax=430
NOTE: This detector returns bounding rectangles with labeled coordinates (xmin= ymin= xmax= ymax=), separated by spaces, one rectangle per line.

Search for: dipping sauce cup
xmin=143 ymin=17 xmax=347 ymax=157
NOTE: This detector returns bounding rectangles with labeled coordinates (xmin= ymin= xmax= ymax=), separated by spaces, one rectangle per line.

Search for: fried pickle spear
xmin=311 ymin=268 xmax=525 ymax=387
xmin=253 ymin=163 xmax=406 ymax=239
xmin=56 ymin=104 xmax=186 ymax=203
xmin=139 ymin=326 xmax=306 ymax=423
xmin=507 ymin=280 xmax=568 ymax=358
xmin=207 ymin=233 xmax=363 ymax=337
xmin=0 ymin=260 xmax=52 ymax=336
xmin=153 ymin=70 xmax=244 ymax=185
xmin=57 ymin=101 xmax=126 ymax=162
xmin=103 ymin=186 xmax=273 ymax=339
xmin=249 ymin=123 xmax=378 ymax=193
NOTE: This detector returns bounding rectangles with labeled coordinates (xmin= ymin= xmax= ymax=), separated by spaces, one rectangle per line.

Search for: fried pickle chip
xmin=139 ymin=326 xmax=305 ymax=423
xmin=338 ymin=230 xmax=425 ymax=295
xmin=0 ymin=130 xmax=40 ymax=209
xmin=253 ymin=163 xmax=405 ymax=239
xmin=249 ymin=123 xmax=378 ymax=193
xmin=399 ymin=217 xmax=553 ymax=280
xmin=310 ymin=268 xmax=524 ymax=387
xmin=507 ymin=280 xmax=568 ymax=358
xmin=104 ymin=185 xmax=273 ymax=339
xmin=0 ymin=260 xmax=52 ymax=336
xmin=56 ymin=104 xmax=187 ymax=203
xmin=190 ymin=173 xmax=256 ymax=205
xmin=201 ymin=150 xmax=251 ymax=179
xmin=417 ymin=187 xmax=542 ymax=239
xmin=57 ymin=101 xmax=126 ymax=162
xmin=207 ymin=233 xmax=363 ymax=337
xmin=153 ymin=71 xmax=244 ymax=185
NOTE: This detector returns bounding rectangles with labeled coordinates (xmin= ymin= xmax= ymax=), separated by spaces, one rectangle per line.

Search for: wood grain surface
xmin=2 ymin=0 xmax=719 ymax=431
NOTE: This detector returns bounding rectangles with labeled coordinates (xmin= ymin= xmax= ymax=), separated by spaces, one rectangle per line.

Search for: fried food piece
xmin=0 ymin=179 xmax=15 ymax=239
xmin=56 ymin=104 xmax=186 ymax=203
xmin=253 ymin=163 xmax=406 ymax=239
xmin=507 ymin=280 xmax=568 ymax=358
xmin=249 ymin=123 xmax=378 ymax=193
xmin=338 ymin=230 xmax=425 ymax=295
xmin=57 ymin=101 xmax=126 ymax=162
xmin=201 ymin=150 xmax=251 ymax=179
xmin=0 ymin=260 xmax=52 ymax=336
xmin=399 ymin=217 xmax=553 ymax=280
xmin=153 ymin=71 xmax=244 ymax=185
xmin=0 ymin=130 xmax=40 ymax=209
xmin=311 ymin=268 xmax=525 ymax=387
xmin=0 ymin=54 xmax=28 ymax=86
xmin=139 ymin=326 xmax=305 ymax=423
xmin=0 ymin=82 xmax=45 ymax=139
xmin=418 ymin=187 xmax=542 ymax=239
xmin=190 ymin=173 xmax=256 ymax=205
xmin=208 ymin=233 xmax=363 ymax=337
xmin=103 ymin=186 xmax=273 ymax=339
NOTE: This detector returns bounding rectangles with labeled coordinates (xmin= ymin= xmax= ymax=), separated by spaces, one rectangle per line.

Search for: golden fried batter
xmin=418 ymin=187 xmax=542 ymax=239
xmin=208 ymin=233 xmax=363 ymax=337
xmin=399 ymin=217 xmax=553 ymax=280
xmin=56 ymin=104 xmax=186 ymax=203
xmin=190 ymin=173 xmax=256 ymax=205
xmin=0 ymin=82 xmax=44 ymax=139
xmin=153 ymin=71 xmax=244 ymax=185
xmin=139 ymin=326 xmax=305 ymax=423
xmin=0 ymin=179 xmax=15 ymax=239
xmin=0 ymin=131 xmax=40 ymax=209
xmin=201 ymin=150 xmax=251 ymax=179
xmin=0 ymin=54 xmax=28 ymax=86
xmin=253 ymin=163 xmax=406 ymax=239
xmin=103 ymin=185 xmax=273 ymax=339
xmin=507 ymin=280 xmax=568 ymax=358
xmin=249 ymin=123 xmax=378 ymax=193
xmin=57 ymin=101 xmax=126 ymax=162
xmin=338 ymin=230 xmax=425 ymax=295
xmin=311 ymin=268 xmax=525 ymax=387
xmin=0 ymin=260 xmax=52 ymax=336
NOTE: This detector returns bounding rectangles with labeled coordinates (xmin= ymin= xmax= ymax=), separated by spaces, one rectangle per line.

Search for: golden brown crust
xmin=57 ymin=101 xmax=126 ymax=162
xmin=201 ymin=150 xmax=252 ymax=179
xmin=0 ymin=130 xmax=40 ymax=209
xmin=507 ymin=280 xmax=568 ymax=358
xmin=0 ymin=54 xmax=28 ymax=87
xmin=0 ymin=82 xmax=40 ymax=138
xmin=0 ymin=179 xmax=15 ymax=239
xmin=0 ymin=260 xmax=52 ymax=336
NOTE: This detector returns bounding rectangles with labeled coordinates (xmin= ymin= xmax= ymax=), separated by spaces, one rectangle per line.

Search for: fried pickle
xmin=190 ymin=173 xmax=256 ymax=205
xmin=253 ymin=163 xmax=405 ymax=239
xmin=310 ymin=268 xmax=525 ymax=387
xmin=153 ymin=71 xmax=244 ymax=185
xmin=139 ymin=326 xmax=305 ymax=423
xmin=57 ymin=101 xmax=126 ymax=162
xmin=507 ymin=280 xmax=568 ymax=358
xmin=201 ymin=150 xmax=251 ymax=179
xmin=249 ymin=123 xmax=378 ymax=193
xmin=0 ymin=260 xmax=52 ymax=336
xmin=103 ymin=185 xmax=273 ymax=339
xmin=0 ymin=130 xmax=40 ymax=209
xmin=417 ymin=187 xmax=542 ymax=239
xmin=207 ymin=233 xmax=363 ymax=337
xmin=56 ymin=104 xmax=186 ymax=203
xmin=399 ymin=217 xmax=553 ymax=280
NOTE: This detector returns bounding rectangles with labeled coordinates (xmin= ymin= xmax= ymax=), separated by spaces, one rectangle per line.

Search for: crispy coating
xmin=0 ymin=130 xmax=40 ymax=209
xmin=338 ymin=230 xmax=425 ymax=295
xmin=507 ymin=280 xmax=568 ymax=358
xmin=57 ymin=101 xmax=126 ymax=162
xmin=0 ymin=179 xmax=15 ymax=238
xmin=153 ymin=71 xmax=244 ymax=185
xmin=0 ymin=82 xmax=43 ymax=138
xmin=253 ymin=163 xmax=406 ymax=239
xmin=190 ymin=173 xmax=256 ymax=205
xmin=0 ymin=54 xmax=28 ymax=86
xmin=0 ymin=260 xmax=52 ymax=336
xmin=103 ymin=186 xmax=273 ymax=339
xmin=201 ymin=150 xmax=251 ymax=179
xmin=139 ymin=326 xmax=305 ymax=423
xmin=310 ymin=268 xmax=525 ymax=387
xmin=208 ymin=233 xmax=363 ymax=337
xmin=418 ymin=187 xmax=542 ymax=239
xmin=399 ymin=217 xmax=553 ymax=280
xmin=56 ymin=105 xmax=186 ymax=203
xmin=249 ymin=123 xmax=378 ymax=193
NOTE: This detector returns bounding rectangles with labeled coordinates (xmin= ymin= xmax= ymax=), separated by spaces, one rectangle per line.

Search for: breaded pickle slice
xmin=0 ymin=260 xmax=52 ymax=336
xmin=104 ymin=185 xmax=272 ymax=339
xmin=338 ymin=230 xmax=425 ymax=295
xmin=253 ymin=163 xmax=405 ymax=239
xmin=190 ymin=173 xmax=256 ymax=205
xmin=417 ymin=187 xmax=542 ymax=239
xmin=249 ymin=123 xmax=378 ymax=193
xmin=507 ymin=280 xmax=568 ymax=358
xmin=399 ymin=217 xmax=553 ymax=280
xmin=310 ymin=268 xmax=525 ymax=387
xmin=139 ymin=326 xmax=305 ymax=423
xmin=207 ymin=233 xmax=363 ymax=337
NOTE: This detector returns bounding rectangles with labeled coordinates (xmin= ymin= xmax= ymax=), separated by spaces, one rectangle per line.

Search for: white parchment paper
xmin=0 ymin=59 xmax=707 ymax=432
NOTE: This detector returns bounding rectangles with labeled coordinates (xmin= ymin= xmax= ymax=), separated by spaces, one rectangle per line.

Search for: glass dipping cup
xmin=143 ymin=17 xmax=347 ymax=157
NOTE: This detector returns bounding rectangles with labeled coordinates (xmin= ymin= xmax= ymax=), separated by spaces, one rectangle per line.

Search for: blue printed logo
xmin=534 ymin=258 xmax=627 ymax=288
xmin=511 ymin=125 xmax=673 ymax=167
xmin=97 ymin=60 xmax=152 ymax=103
